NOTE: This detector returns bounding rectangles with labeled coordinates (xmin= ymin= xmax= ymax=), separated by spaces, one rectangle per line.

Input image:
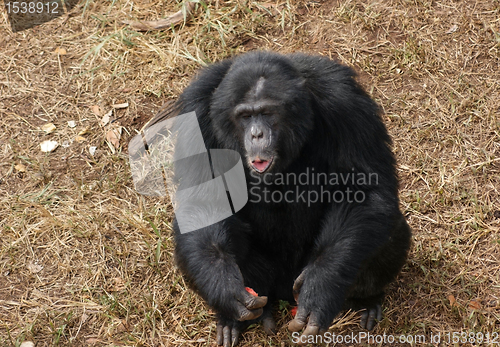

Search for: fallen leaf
xmin=15 ymin=164 xmax=26 ymax=172
xmin=112 ymin=102 xmax=129 ymax=109
xmin=255 ymin=2 xmax=281 ymax=15
xmin=78 ymin=127 xmax=90 ymax=136
xmin=91 ymin=105 xmax=101 ymax=117
xmin=32 ymin=172 xmax=44 ymax=181
xmin=40 ymin=140 xmax=58 ymax=153
xmin=81 ymin=313 xmax=89 ymax=323
xmin=291 ymin=306 xmax=298 ymax=317
xmin=297 ymin=6 xmax=306 ymax=15
xmin=53 ymin=47 xmax=67 ymax=55
xmin=27 ymin=263 xmax=43 ymax=274
xmin=41 ymin=123 xmax=56 ymax=133
xmin=106 ymin=127 xmax=122 ymax=149
xmin=258 ymin=2 xmax=276 ymax=9
xmin=448 ymin=294 xmax=457 ymax=307
xmin=116 ymin=319 xmax=131 ymax=333
xmin=123 ymin=1 xmax=197 ymax=31
xmin=20 ymin=342 xmax=35 ymax=347
xmin=469 ymin=300 xmax=482 ymax=310
xmin=101 ymin=110 xmax=112 ymax=126
xmin=68 ymin=120 xmax=77 ymax=128
xmin=445 ymin=25 xmax=458 ymax=34
xmin=85 ymin=338 xmax=100 ymax=344
xmin=112 ymin=277 xmax=126 ymax=291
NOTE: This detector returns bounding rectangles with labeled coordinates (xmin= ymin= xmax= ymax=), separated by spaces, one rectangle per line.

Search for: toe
xmin=231 ymin=326 xmax=239 ymax=346
xmin=217 ymin=323 xmax=223 ymax=346
xmin=262 ymin=315 xmax=276 ymax=335
xmin=216 ymin=320 xmax=241 ymax=347
xmin=360 ymin=310 xmax=368 ymax=329
xmin=366 ymin=308 xmax=377 ymax=330
xmin=360 ymin=304 xmax=383 ymax=331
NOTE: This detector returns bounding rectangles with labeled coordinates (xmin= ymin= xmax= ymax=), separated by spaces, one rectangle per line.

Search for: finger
xmin=242 ymin=292 xmax=268 ymax=310
xmin=288 ymin=318 xmax=306 ymax=333
xmin=237 ymin=306 xmax=263 ymax=321
xmin=223 ymin=325 xmax=231 ymax=347
xmin=306 ymin=311 xmax=324 ymax=330
xmin=217 ymin=323 xmax=223 ymax=346
xmin=302 ymin=324 xmax=320 ymax=336
xmin=288 ymin=306 xmax=308 ymax=332
xmin=292 ymin=271 xmax=305 ymax=303
xmin=298 ymin=324 xmax=320 ymax=346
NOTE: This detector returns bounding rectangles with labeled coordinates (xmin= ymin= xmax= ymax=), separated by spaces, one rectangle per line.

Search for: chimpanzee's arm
xmin=173 ymin=218 xmax=268 ymax=322
xmin=288 ymin=193 xmax=401 ymax=344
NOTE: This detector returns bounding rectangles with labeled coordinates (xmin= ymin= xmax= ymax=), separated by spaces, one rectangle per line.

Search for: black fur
xmin=168 ymin=51 xmax=411 ymax=345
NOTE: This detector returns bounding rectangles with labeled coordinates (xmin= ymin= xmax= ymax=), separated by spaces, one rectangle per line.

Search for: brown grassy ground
xmin=1 ymin=0 xmax=499 ymax=346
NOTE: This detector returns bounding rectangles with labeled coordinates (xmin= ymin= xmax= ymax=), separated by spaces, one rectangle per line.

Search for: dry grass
xmin=1 ymin=0 xmax=499 ymax=346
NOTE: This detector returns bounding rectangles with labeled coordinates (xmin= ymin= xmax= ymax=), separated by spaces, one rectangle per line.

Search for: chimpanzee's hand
xmin=220 ymin=283 xmax=268 ymax=322
xmin=288 ymin=270 xmax=334 ymax=346
xmin=209 ymin=265 xmax=268 ymax=321
xmin=208 ymin=265 xmax=267 ymax=346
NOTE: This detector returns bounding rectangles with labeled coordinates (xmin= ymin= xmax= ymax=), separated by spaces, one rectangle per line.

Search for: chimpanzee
xmin=157 ymin=51 xmax=411 ymax=346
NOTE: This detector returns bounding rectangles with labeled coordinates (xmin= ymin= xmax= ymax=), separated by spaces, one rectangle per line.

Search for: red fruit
xmin=245 ymin=287 xmax=258 ymax=297
xmin=291 ymin=307 xmax=298 ymax=317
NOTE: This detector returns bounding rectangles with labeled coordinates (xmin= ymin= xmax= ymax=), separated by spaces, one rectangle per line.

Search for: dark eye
xmin=242 ymin=114 xmax=251 ymax=119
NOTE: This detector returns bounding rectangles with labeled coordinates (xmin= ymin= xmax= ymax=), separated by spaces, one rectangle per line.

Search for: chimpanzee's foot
xmin=261 ymin=309 xmax=277 ymax=335
xmin=216 ymin=316 xmax=250 ymax=347
xmin=359 ymin=304 xmax=382 ymax=330
xmin=216 ymin=307 xmax=275 ymax=346
xmin=344 ymin=294 xmax=384 ymax=331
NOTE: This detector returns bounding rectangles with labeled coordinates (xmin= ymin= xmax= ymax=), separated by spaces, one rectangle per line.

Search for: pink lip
xmin=251 ymin=157 xmax=273 ymax=173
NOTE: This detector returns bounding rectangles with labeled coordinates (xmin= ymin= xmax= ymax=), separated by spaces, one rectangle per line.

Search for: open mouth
xmin=251 ymin=157 xmax=274 ymax=173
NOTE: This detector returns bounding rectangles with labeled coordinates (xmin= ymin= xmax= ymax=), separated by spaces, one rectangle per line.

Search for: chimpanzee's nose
xmin=251 ymin=125 xmax=263 ymax=140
